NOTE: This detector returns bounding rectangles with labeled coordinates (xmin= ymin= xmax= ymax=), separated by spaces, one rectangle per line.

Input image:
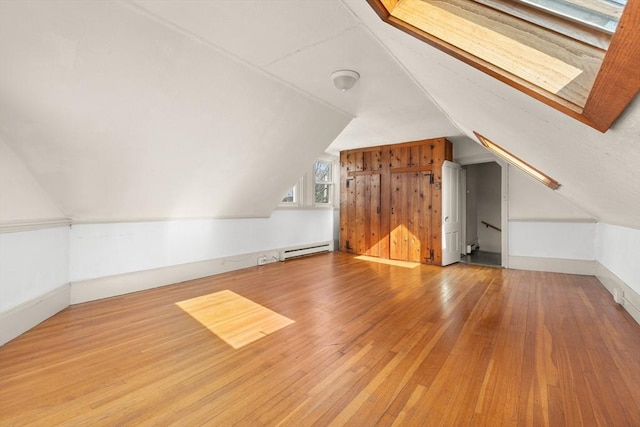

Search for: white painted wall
xmin=507 ymin=163 xmax=596 ymax=263
xmin=596 ymin=223 xmax=640 ymax=295
xmin=453 ymin=137 xmax=494 ymax=165
xmin=0 ymin=120 xmax=336 ymax=318
xmin=508 ymin=166 xmax=594 ymax=220
xmin=70 ymin=210 xmax=334 ymax=281
xmin=0 ymin=227 xmax=70 ymax=311
xmin=509 ymin=221 xmax=596 ymax=260
xmin=0 ymin=138 xmax=70 ymax=314
xmin=464 ymin=165 xmax=478 ymax=248
xmin=0 ymin=139 xmax=66 ymax=224
xmin=462 ymin=162 xmax=501 ymax=253
xmin=0 ymin=1 xmax=351 ymax=221
xmin=476 ymin=162 xmax=501 ymax=253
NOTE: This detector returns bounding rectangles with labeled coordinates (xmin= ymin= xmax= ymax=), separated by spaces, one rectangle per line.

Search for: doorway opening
xmin=460 ymin=162 xmax=502 ymax=267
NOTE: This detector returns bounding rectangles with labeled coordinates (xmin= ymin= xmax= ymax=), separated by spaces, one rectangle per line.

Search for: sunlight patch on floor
xmin=176 ymin=289 xmax=295 ymax=349
xmin=355 ymin=255 xmax=421 ymax=269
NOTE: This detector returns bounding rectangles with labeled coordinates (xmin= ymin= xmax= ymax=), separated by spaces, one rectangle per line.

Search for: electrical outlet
xmin=257 ymin=256 xmax=267 ymax=266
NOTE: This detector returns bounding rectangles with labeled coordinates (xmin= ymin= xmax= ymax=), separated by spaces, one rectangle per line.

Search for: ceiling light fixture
xmin=474 ymin=131 xmax=561 ymax=190
xmin=331 ymin=70 xmax=360 ymax=91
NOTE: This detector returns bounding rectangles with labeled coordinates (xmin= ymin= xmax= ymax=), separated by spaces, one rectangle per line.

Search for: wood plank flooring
xmin=1 ymin=252 xmax=639 ymax=426
xmin=175 ymin=289 xmax=295 ymax=349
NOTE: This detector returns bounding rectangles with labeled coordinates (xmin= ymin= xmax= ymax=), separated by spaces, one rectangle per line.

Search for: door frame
xmin=458 ymin=156 xmax=509 ymax=268
xmin=460 ymin=168 xmax=467 ymax=255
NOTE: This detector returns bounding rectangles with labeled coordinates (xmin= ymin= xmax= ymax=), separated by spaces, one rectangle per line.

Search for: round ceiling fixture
xmin=331 ymin=70 xmax=360 ymax=91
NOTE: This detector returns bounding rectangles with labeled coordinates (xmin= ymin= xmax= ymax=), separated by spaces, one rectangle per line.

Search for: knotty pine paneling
xmin=340 ymin=138 xmax=452 ymax=264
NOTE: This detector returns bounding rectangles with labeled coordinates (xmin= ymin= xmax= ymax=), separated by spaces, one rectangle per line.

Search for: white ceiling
xmin=128 ymin=0 xmax=460 ymax=152
xmin=0 ymin=0 xmax=638 ymax=227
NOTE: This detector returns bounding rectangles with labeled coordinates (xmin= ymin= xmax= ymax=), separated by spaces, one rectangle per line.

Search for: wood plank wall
xmin=340 ymin=138 xmax=452 ymax=265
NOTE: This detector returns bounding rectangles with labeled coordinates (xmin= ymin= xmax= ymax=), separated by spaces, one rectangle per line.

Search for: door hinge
xmin=424 ymin=248 xmax=434 ymax=263
xmin=430 ymin=174 xmax=434 ymax=184
xmin=346 ymin=178 xmax=354 ymax=188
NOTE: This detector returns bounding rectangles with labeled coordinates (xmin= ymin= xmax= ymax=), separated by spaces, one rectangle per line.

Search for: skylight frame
xmin=474 ymin=132 xmax=561 ymax=189
xmin=367 ymin=0 xmax=640 ymax=132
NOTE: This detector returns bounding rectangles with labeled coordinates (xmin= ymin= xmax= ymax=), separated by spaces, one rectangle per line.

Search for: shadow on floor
xmin=460 ymin=250 xmax=502 ymax=267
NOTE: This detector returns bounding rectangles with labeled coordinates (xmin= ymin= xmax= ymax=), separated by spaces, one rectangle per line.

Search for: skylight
xmin=474 ymin=132 xmax=561 ymax=190
xmin=367 ymin=0 xmax=639 ymax=131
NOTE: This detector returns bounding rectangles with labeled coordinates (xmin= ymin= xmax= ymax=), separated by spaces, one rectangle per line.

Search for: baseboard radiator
xmin=279 ymin=241 xmax=333 ymax=261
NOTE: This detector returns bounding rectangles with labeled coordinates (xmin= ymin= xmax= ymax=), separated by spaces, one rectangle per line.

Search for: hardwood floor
xmin=1 ymin=252 xmax=639 ymax=426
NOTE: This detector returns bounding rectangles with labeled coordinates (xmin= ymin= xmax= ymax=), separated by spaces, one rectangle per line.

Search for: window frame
xmin=278 ymin=176 xmax=304 ymax=208
xmin=277 ymin=156 xmax=339 ymax=210
xmin=313 ymin=159 xmax=335 ymax=207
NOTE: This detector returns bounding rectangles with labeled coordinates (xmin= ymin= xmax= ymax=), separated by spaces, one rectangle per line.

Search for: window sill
xmin=275 ymin=206 xmax=337 ymax=211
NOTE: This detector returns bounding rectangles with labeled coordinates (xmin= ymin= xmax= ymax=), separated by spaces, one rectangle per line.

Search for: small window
xmin=314 ymin=160 xmax=334 ymax=205
xmin=281 ymin=187 xmax=297 ymax=203
xmin=474 ymin=131 xmax=561 ymax=189
xmin=277 ymin=158 xmax=337 ymax=209
xmin=280 ymin=177 xmax=302 ymax=207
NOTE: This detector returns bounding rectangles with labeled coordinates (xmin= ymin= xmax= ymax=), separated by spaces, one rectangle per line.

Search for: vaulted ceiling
xmin=0 ymin=1 xmax=638 ymax=227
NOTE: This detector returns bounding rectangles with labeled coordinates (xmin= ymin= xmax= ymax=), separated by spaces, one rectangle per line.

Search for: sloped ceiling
xmin=0 ymin=139 xmax=65 ymax=223
xmin=0 ymin=1 xmax=638 ymax=228
xmin=0 ymin=0 xmax=458 ymax=222
xmin=344 ymin=0 xmax=640 ymax=229
xmin=0 ymin=0 xmax=353 ymax=220
xmin=129 ymin=0 xmax=460 ymax=151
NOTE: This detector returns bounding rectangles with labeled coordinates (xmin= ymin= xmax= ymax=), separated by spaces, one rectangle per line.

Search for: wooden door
xmin=340 ymin=138 xmax=452 ymax=265
xmin=344 ymin=173 xmax=382 ymax=256
xmin=390 ymin=172 xmax=432 ymax=263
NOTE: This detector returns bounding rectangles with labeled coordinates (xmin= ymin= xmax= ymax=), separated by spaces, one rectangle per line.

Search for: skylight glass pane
xmin=281 ymin=187 xmax=296 ymax=203
xmin=511 ymin=0 xmax=626 ymax=33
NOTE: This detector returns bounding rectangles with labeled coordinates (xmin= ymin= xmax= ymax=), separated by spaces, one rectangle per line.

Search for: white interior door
xmin=460 ymin=168 xmax=467 ymax=255
xmin=442 ymin=160 xmax=462 ymax=266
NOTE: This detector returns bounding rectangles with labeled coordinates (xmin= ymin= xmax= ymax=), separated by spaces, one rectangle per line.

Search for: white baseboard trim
xmin=595 ymin=262 xmax=640 ymax=325
xmin=2 ymin=244 xmax=331 ymax=345
xmin=0 ymin=284 xmax=70 ymax=346
xmin=71 ymin=248 xmax=283 ymax=304
xmin=508 ymin=256 xmax=595 ymax=275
